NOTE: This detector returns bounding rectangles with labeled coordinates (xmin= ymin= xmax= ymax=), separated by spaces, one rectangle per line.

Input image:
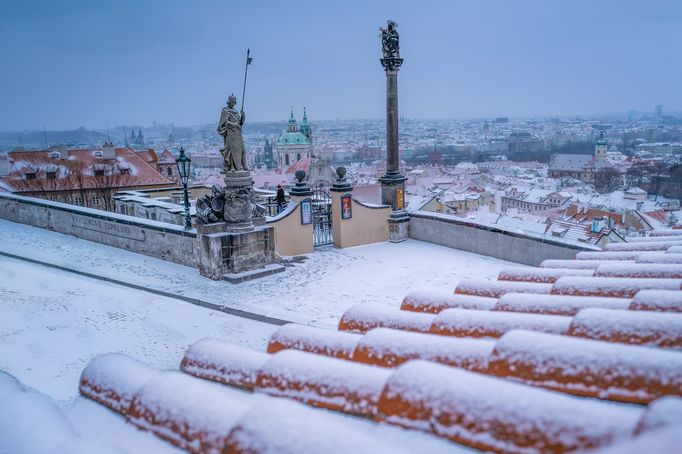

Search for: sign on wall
xmin=396 ymin=187 xmax=405 ymax=210
xmin=341 ymin=194 xmax=352 ymax=220
xmin=300 ymin=198 xmax=312 ymax=225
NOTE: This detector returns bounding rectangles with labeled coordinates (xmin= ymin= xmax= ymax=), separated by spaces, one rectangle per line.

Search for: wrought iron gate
xmin=312 ymin=189 xmax=333 ymax=247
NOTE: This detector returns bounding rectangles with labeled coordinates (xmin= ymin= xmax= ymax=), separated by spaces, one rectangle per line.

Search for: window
xmin=46 ymin=172 xmax=56 ymax=179
xmin=91 ymin=196 xmax=102 ymax=205
xmin=285 ymin=155 xmax=290 ymax=166
xmin=94 ymin=169 xmax=105 ymax=177
xmin=50 ymin=152 xmax=60 ymax=158
xmin=297 ymin=153 xmax=301 ymax=161
xmin=120 ymin=205 xmax=128 ymax=215
xmin=166 ymin=167 xmax=172 ymax=176
xmin=94 ymin=151 xmax=103 ymax=157
xmin=73 ymin=196 xmax=83 ymax=206
xmin=120 ymin=168 xmax=130 ymax=175
xmin=24 ymin=172 xmax=36 ymax=180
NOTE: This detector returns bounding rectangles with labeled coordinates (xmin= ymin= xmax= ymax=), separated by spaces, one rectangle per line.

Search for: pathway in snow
xmin=0 ymin=255 xmax=277 ymax=406
xmin=0 ymin=220 xmax=517 ymax=326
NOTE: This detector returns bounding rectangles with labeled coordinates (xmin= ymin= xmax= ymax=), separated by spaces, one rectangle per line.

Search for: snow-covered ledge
xmin=409 ymin=210 xmax=599 ymax=266
xmin=0 ymin=192 xmax=198 ymax=267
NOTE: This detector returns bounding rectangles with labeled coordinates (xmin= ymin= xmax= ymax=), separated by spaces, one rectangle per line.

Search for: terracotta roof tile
xmin=6 ymin=246 xmax=682 ymax=452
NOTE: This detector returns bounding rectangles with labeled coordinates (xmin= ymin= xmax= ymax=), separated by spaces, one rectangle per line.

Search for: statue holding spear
xmin=217 ymin=49 xmax=253 ymax=172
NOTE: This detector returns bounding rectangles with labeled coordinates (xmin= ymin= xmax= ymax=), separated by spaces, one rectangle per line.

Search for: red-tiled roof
xmin=5 ymin=244 xmax=682 ymax=452
xmin=158 ymin=149 xmax=176 ymax=163
xmin=135 ymin=148 xmax=159 ymax=164
xmin=0 ymin=147 xmax=174 ymax=193
xmin=563 ymin=205 xmax=625 ymax=227
xmin=286 ymin=157 xmax=313 ymax=174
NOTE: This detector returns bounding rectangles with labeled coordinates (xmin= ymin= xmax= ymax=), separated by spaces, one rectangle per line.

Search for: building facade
xmin=0 ymin=144 xmax=175 ymax=211
xmin=549 ymin=133 xmax=618 ymax=189
xmin=277 ymin=109 xmax=313 ymax=169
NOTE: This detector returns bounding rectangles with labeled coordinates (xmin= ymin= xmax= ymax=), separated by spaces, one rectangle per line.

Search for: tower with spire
xmin=594 ymin=130 xmax=608 ymax=162
xmin=300 ymin=107 xmax=312 ymax=144
xmin=287 ymin=107 xmax=298 ymax=133
xmin=276 ymin=108 xmax=313 ymax=169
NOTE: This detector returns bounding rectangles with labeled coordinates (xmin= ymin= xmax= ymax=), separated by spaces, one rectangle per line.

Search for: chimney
xmin=0 ymin=153 xmax=9 ymax=177
xmin=102 ymin=141 xmax=116 ymax=160
xmin=591 ymin=217 xmax=606 ymax=233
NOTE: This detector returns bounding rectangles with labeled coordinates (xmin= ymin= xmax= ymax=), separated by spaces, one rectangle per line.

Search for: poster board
xmin=300 ymin=198 xmax=312 ymax=225
xmin=341 ymin=194 xmax=352 ymax=220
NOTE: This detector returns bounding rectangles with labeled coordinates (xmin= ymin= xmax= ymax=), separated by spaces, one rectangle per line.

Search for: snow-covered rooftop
xmin=2 ymin=219 xmax=682 ymax=452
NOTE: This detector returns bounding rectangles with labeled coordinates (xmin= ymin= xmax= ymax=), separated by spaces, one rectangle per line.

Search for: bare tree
xmin=11 ymin=161 xmax=70 ymax=202
xmin=89 ymin=161 xmax=133 ymax=212
xmin=66 ymin=161 xmax=92 ymax=207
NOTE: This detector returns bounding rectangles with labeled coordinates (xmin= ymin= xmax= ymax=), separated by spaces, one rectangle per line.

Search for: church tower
xmin=594 ymin=131 xmax=608 ymax=162
xmin=287 ymin=108 xmax=298 ymax=133
xmin=264 ymin=138 xmax=274 ymax=170
xmin=276 ymin=108 xmax=312 ymax=169
xmin=300 ymin=107 xmax=312 ymax=145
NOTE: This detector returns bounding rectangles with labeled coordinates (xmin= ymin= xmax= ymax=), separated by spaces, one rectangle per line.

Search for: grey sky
xmin=1 ymin=0 xmax=680 ymax=130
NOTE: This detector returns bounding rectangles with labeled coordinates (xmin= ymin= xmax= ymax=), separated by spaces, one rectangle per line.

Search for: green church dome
xmin=277 ymin=107 xmax=310 ymax=145
xmin=277 ymin=131 xmax=309 ymax=145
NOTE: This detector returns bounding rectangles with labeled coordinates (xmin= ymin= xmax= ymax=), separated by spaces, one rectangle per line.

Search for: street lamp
xmin=175 ymin=147 xmax=192 ymax=229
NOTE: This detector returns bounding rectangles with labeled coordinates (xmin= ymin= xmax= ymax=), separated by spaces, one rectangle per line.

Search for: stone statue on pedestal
xmin=194 ymin=53 xmax=283 ymax=283
xmin=196 ymin=93 xmax=254 ymax=227
xmin=217 ymin=94 xmax=248 ymax=172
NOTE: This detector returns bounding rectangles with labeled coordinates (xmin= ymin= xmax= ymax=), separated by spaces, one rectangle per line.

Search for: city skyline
xmin=1 ymin=0 xmax=681 ymax=131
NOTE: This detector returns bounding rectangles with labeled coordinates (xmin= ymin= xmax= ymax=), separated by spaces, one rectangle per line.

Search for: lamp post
xmin=175 ymin=147 xmax=192 ymax=229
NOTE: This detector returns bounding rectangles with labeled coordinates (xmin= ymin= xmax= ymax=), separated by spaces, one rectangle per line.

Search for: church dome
xmin=277 ymin=108 xmax=309 ymax=145
xmin=277 ymin=131 xmax=309 ymax=145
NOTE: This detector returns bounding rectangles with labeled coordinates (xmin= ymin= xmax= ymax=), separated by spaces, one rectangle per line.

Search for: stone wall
xmin=0 ymin=192 xmax=197 ymax=267
xmin=409 ymin=211 xmax=599 ymax=266
xmin=266 ymin=201 xmax=313 ymax=257
xmin=331 ymin=192 xmax=391 ymax=248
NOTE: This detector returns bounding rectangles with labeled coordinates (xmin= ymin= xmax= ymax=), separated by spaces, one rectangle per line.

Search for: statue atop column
xmin=380 ymin=20 xmax=403 ymax=72
xmin=378 ymin=20 xmax=408 ymax=242
xmin=217 ymin=94 xmax=248 ymax=172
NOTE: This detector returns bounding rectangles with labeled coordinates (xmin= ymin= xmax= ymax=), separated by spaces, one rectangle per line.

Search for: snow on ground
xmin=0 ymin=219 xmax=516 ymax=326
xmin=0 ymin=218 xmax=515 ymax=407
xmin=0 ymin=255 xmax=277 ymax=406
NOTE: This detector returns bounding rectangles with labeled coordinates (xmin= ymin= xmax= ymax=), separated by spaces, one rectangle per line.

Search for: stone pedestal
xmin=223 ymin=170 xmax=255 ymax=232
xmin=196 ymin=221 xmax=283 ymax=282
xmin=195 ymin=170 xmax=284 ymax=283
xmin=387 ymin=210 xmax=409 ymax=243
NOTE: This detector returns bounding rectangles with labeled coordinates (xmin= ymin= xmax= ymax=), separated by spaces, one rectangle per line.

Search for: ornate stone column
xmin=379 ymin=20 xmax=409 ymax=242
xmin=222 ymin=170 xmax=255 ymax=232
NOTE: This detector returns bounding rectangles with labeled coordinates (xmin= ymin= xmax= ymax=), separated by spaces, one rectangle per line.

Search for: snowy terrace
xmin=0 ymin=218 xmax=513 ymax=405
xmin=3 ymin=218 xmax=682 ymax=453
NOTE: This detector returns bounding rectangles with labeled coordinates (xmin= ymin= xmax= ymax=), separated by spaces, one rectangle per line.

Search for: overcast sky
xmin=1 ymin=0 xmax=681 ymax=131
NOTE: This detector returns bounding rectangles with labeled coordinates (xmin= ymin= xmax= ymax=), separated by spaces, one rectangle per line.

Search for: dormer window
xmin=24 ymin=172 xmax=36 ymax=180
xmin=46 ymin=172 xmax=56 ymax=179
xmin=120 ymin=168 xmax=130 ymax=175
xmin=94 ymin=150 xmax=103 ymax=158
xmin=50 ymin=152 xmax=60 ymax=159
xmin=94 ymin=169 xmax=105 ymax=177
